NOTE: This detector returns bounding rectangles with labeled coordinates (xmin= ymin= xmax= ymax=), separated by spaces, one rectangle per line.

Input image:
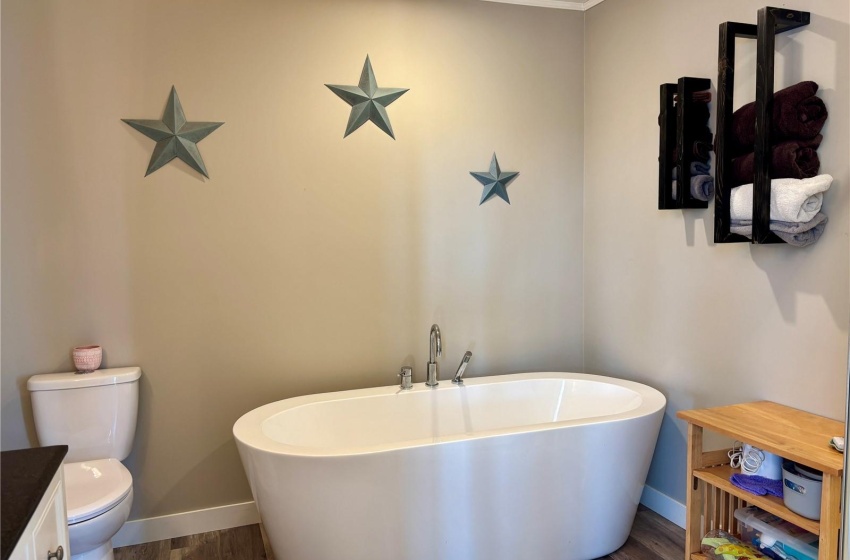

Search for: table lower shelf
xmin=693 ymin=464 xmax=820 ymax=535
xmin=691 ymin=554 xmax=708 ymax=560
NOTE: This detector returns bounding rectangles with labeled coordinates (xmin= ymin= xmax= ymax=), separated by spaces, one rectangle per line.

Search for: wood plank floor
xmin=115 ymin=506 xmax=684 ymax=560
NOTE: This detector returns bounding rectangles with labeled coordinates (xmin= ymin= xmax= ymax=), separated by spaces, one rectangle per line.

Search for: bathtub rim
xmin=233 ymin=371 xmax=666 ymax=458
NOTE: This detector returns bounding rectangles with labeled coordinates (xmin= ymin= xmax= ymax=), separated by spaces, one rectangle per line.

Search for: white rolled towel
xmin=730 ymin=174 xmax=833 ymax=222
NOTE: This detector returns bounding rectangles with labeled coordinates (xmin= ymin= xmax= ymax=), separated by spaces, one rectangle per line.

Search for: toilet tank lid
xmin=27 ymin=367 xmax=141 ymax=392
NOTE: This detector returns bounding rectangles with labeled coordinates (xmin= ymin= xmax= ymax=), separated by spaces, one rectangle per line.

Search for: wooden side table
xmin=677 ymin=401 xmax=844 ymax=560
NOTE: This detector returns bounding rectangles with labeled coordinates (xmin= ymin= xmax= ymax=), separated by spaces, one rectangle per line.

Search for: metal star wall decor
xmin=470 ymin=153 xmax=520 ymax=205
xmin=325 ymin=56 xmax=409 ymax=139
xmin=122 ymin=86 xmax=223 ymax=178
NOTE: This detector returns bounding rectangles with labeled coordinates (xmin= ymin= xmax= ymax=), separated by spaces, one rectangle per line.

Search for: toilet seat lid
xmin=64 ymin=459 xmax=133 ymax=525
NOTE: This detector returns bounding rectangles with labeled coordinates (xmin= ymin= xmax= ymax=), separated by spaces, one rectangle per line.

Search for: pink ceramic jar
xmin=73 ymin=345 xmax=102 ymax=373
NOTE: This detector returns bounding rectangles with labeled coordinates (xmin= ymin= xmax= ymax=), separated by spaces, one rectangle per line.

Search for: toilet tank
xmin=27 ymin=367 xmax=141 ymax=463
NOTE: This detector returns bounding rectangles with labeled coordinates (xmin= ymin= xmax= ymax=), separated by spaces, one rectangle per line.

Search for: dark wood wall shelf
xmin=714 ymin=7 xmax=811 ymax=244
xmin=658 ymin=77 xmax=712 ymax=210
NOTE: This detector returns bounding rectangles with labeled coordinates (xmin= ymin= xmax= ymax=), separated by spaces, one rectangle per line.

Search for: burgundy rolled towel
xmin=673 ymin=128 xmax=714 ymax=163
xmin=730 ymin=135 xmax=822 ymax=187
xmin=693 ymin=141 xmax=712 ymax=162
xmin=729 ymin=81 xmax=828 ymax=157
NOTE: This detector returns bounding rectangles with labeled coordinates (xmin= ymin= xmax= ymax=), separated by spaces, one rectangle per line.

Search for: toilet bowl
xmin=65 ymin=459 xmax=134 ymax=560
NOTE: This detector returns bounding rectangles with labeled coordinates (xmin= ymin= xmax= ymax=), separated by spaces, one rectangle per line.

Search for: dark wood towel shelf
xmin=714 ymin=7 xmax=811 ymax=244
xmin=658 ymin=77 xmax=712 ymax=210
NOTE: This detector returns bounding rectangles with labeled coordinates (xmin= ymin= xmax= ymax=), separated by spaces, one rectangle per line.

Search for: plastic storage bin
xmin=734 ymin=506 xmax=818 ymax=560
xmin=783 ymin=460 xmax=823 ymax=520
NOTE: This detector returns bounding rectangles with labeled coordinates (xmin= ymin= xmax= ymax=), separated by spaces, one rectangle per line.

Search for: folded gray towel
xmin=674 ymin=175 xmax=714 ymax=201
xmin=730 ymin=212 xmax=828 ymax=247
xmin=671 ymin=168 xmax=714 ymax=202
xmin=691 ymin=174 xmax=714 ymax=202
xmin=672 ymin=161 xmax=711 ymax=180
xmin=731 ymin=175 xmax=832 ymax=222
xmin=692 ymin=161 xmax=710 ymax=176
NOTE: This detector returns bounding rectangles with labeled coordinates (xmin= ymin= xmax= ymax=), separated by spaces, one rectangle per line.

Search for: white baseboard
xmin=640 ymin=485 xmax=686 ymax=529
xmin=114 ymin=487 xmax=683 ymax=548
xmin=112 ymin=501 xmax=260 ymax=548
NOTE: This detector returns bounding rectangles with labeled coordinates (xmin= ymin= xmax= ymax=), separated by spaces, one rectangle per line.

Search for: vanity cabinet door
xmin=32 ymin=476 xmax=69 ymax=560
xmin=9 ymin=469 xmax=69 ymax=560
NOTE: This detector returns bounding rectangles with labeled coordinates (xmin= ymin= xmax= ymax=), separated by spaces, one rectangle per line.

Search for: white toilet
xmin=27 ymin=367 xmax=141 ymax=560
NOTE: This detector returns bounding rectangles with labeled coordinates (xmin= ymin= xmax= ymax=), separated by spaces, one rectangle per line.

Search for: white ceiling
xmin=480 ymin=0 xmax=606 ymax=10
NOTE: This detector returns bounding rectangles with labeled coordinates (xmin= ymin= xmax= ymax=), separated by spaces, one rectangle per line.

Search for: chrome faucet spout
xmin=426 ymin=324 xmax=442 ymax=387
xmin=429 ymin=324 xmax=442 ymax=362
xmin=452 ymin=351 xmax=472 ymax=384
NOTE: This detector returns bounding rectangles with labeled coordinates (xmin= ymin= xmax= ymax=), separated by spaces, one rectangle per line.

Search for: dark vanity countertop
xmin=1 ymin=445 xmax=68 ymax=560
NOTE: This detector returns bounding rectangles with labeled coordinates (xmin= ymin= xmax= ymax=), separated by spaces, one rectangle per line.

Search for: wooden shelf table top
xmin=678 ymin=401 xmax=844 ymax=476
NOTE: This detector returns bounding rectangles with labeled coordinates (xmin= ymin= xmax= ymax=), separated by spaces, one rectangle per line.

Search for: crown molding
xmin=582 ymin=0 xmax=607 ymax=9
xmin=480 ymin=0 xmax=607 ymax=10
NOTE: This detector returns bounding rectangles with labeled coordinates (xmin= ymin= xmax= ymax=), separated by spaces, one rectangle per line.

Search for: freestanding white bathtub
xmin=233 ymin=372 xmax=666 ymax=560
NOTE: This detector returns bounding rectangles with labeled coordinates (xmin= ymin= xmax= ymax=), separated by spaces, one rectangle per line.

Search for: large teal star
xmin=122 ymin=86 xmax=223 ymax=178
xmin=470 ymin=154 xmax=520 ymax=205
xmin=326 ymin=56 xmax=409 ymax=139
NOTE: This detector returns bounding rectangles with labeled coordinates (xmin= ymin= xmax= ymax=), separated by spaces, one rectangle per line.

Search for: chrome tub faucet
xmin=426 ymin=324 xmax=441 ymax=387
xmin=453 ymin=351 xmax=472 ymax=384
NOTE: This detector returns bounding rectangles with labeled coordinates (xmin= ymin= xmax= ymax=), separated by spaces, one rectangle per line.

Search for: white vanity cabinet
xmin=8 ymin=468 xmax=69 ymax=560
xmin=1 ymin=446 xmax=69 ymax=560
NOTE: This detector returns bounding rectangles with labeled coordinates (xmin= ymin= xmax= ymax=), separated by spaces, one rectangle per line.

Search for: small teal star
xmin=122 ymin=86 xmax=223 ymax=178
xmin=326 ymin=56 xmax=409 ymax=139
xmin=470 ymin=153 xmax=520 ymax=205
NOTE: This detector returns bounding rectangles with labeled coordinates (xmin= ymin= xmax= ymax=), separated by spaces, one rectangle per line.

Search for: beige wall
xmin=0 ymin=0 xmax=585 ymax=519
xmin=584 ymin=0 xmax=850 ymax=502
xmin=6 ymin=0 xmax=847 ymax=523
